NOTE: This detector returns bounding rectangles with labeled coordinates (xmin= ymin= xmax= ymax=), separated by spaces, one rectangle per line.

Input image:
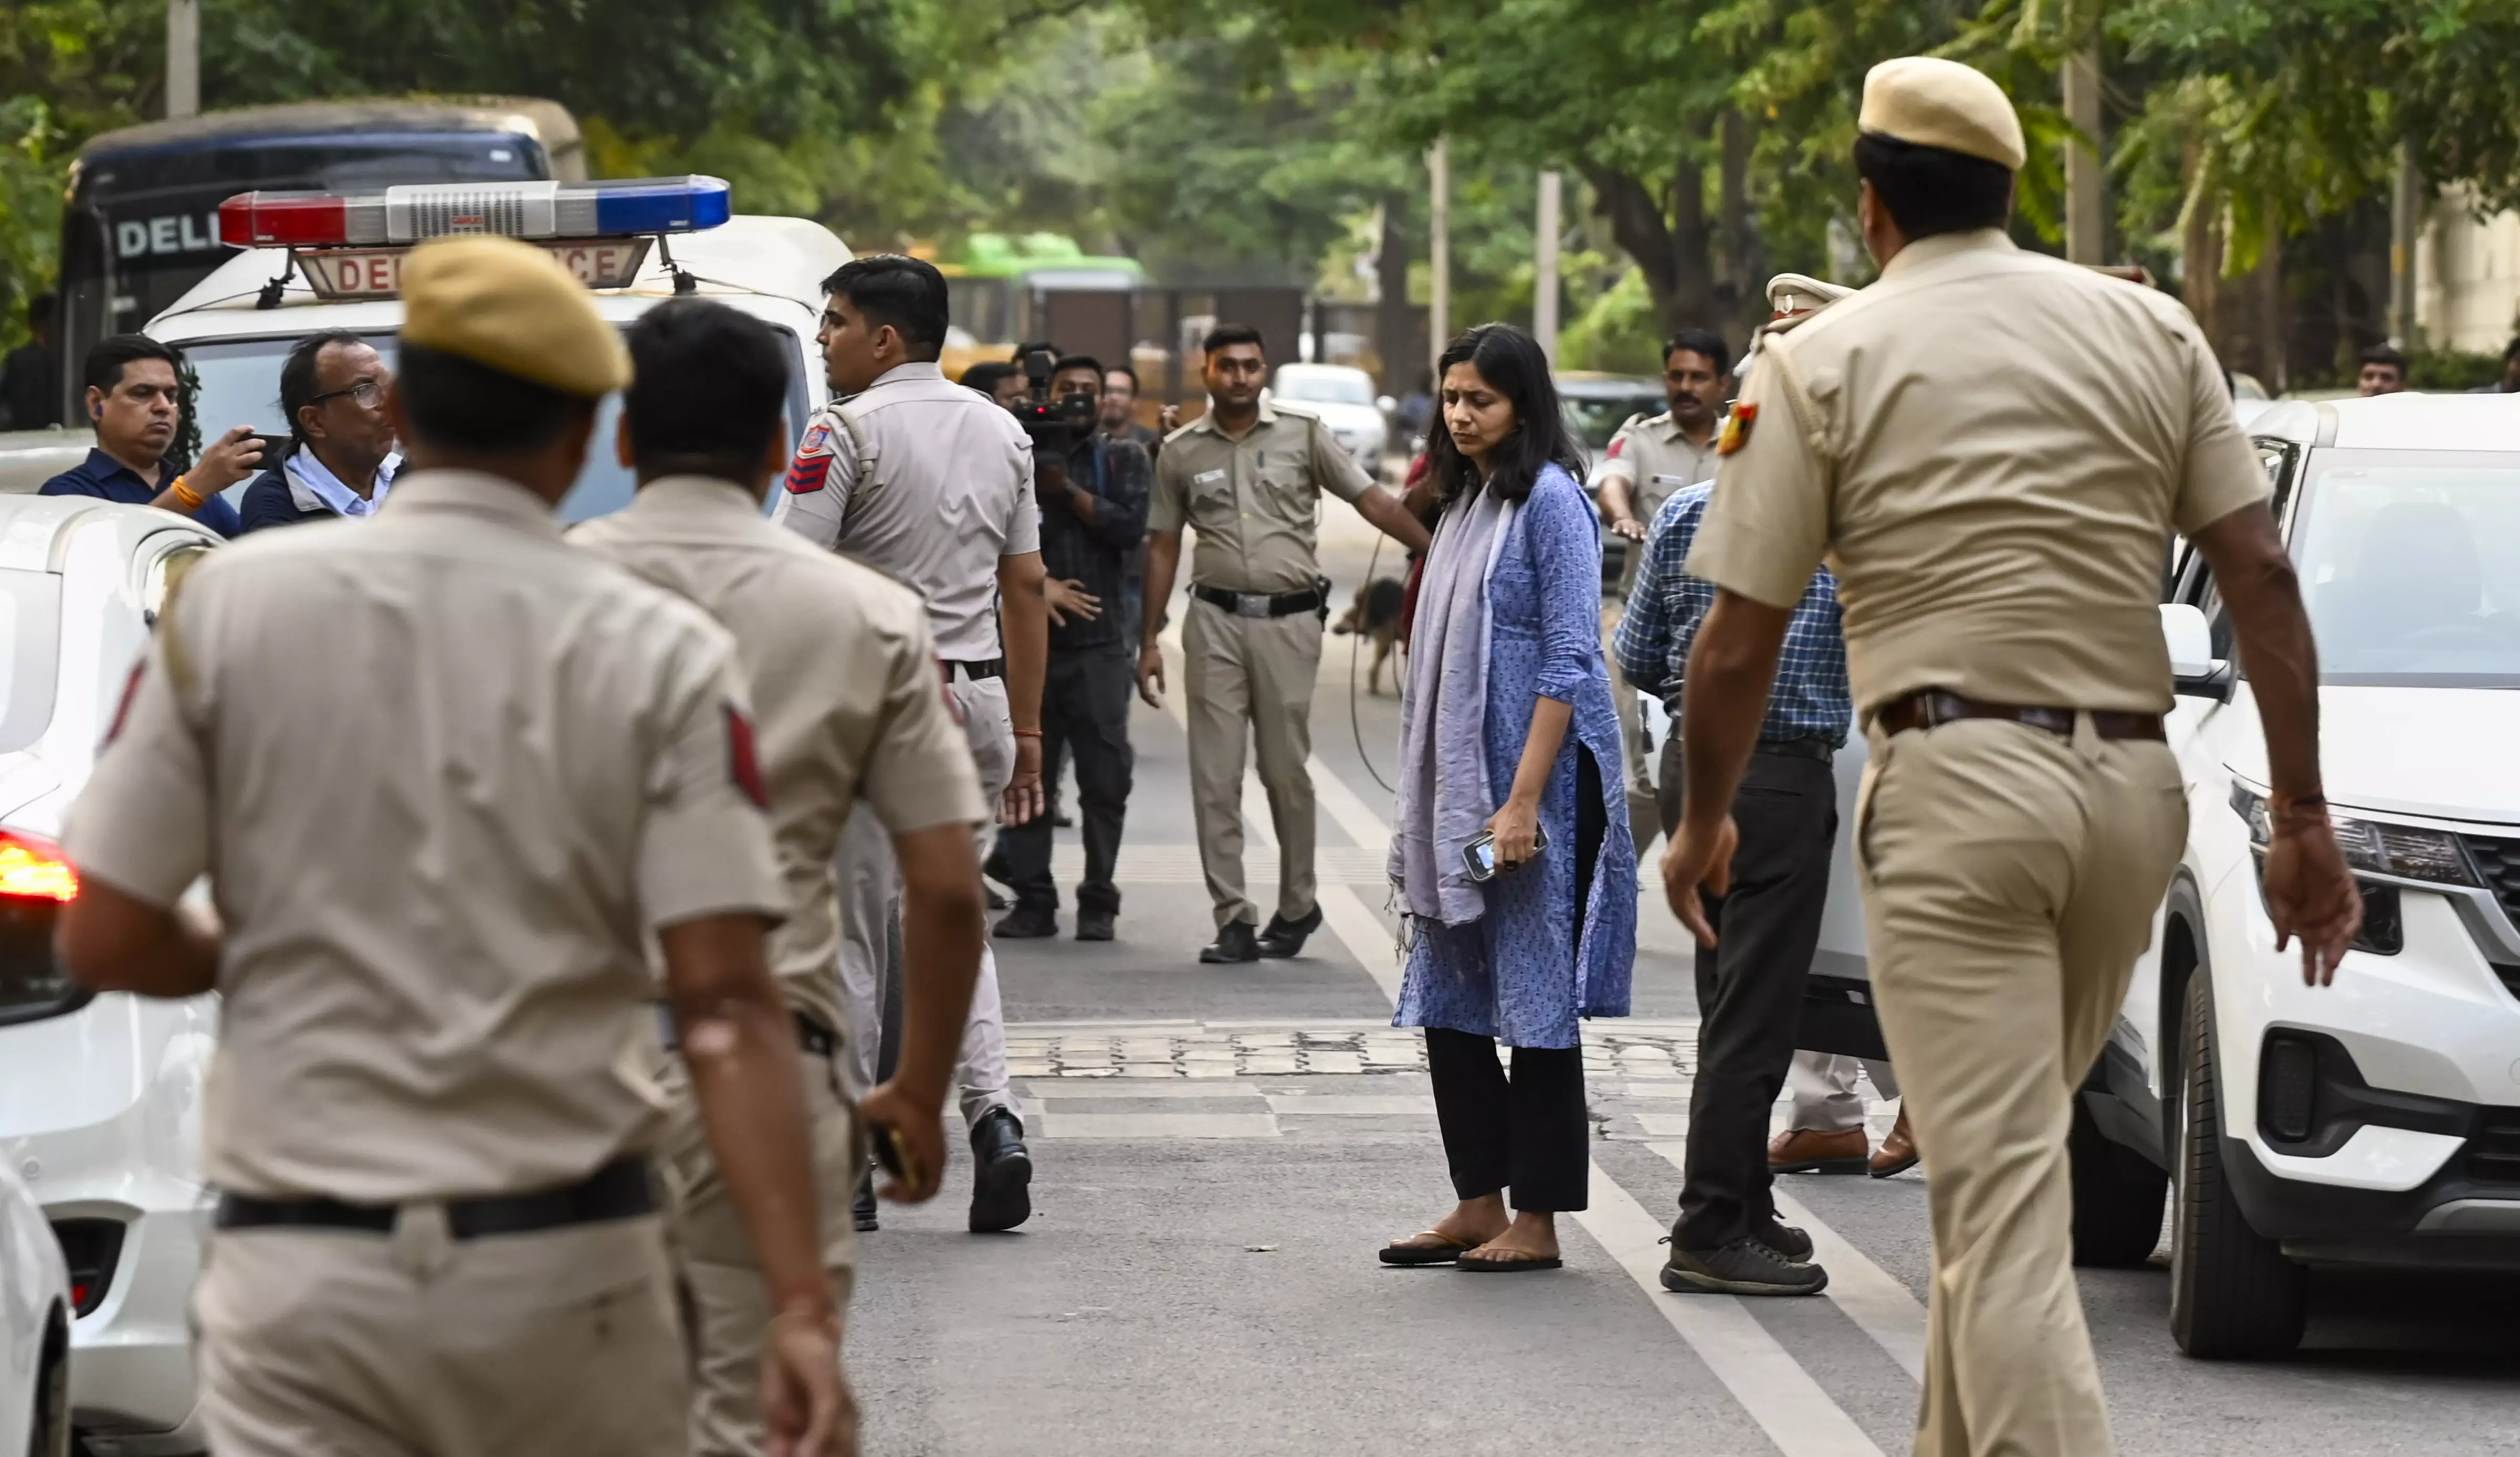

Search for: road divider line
xmin=1646 ymin=1143 xmax=1928 ymax=1384
xmin=1576 ymin=1165 xmax=1887 ymax=1457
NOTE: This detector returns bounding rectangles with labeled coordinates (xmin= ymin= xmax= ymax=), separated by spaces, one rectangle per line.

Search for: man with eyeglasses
xmin=41 ymin=334 xmax=254 ymax=537
xmin=239 ymin=330 xmax=403 ymax=532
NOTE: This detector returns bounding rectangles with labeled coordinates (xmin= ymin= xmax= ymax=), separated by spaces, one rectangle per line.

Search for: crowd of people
xmin=35 ymin=50 xmax=2381 ymax=1457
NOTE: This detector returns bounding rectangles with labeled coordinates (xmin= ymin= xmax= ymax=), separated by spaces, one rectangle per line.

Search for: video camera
xmin=1007 ymin=343 xmax=1098 ymax=456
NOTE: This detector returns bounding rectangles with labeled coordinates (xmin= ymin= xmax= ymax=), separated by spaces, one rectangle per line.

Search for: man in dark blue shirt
xmin=991 ymin=355 xmax=1152 ymax=944
xmin=40 ymin=335 xmax=256 ymax=537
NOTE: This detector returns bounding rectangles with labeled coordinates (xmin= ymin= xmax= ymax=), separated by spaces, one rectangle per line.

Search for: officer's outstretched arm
xmin=59 ymin=875 xmax=220 ymax=998
xmin=662 ymin=912 xmax=852 ymax=1457
xmin=1354 ymin=483 xmax=1433 ymax=553
xmin=1137 ymin=530 xmax=1182 ymax=708
xmin=863 ymin=821 xmax=986 ymax=1205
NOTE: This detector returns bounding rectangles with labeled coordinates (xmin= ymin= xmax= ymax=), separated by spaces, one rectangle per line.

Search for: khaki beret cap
xmin=400 ymin=235 xmax=630 ymax=398
xmin=1859 ymin=56 xmax=2026 ymax=172
xmin=1766 ymin=273 xmax=1853 ymax=313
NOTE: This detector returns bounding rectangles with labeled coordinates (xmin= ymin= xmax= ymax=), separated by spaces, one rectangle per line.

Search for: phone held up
xmin=1463 ymin=823 xmax=1550 ymax=883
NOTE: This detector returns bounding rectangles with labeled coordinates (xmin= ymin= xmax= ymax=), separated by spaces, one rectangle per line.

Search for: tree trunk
xmin=1581 ymin=157 xmax=1718 ymax=336
xmin=1373 ymin=199 xmax=1414 ymax=396
xmin=2180 ymin=141 xmax=2221 ymax=357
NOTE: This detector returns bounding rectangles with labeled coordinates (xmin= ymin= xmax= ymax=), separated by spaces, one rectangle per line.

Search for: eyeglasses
xmin=309 ymin=379 xmax=384 ymax=409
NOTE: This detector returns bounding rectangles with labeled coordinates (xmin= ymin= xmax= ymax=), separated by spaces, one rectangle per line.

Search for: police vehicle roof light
xmin=217 ymin=176 xmax=732 ymax=249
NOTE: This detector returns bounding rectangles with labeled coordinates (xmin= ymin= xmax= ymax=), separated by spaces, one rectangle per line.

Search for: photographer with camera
xmin=992 ymin=353 xmax=1150 ymax=943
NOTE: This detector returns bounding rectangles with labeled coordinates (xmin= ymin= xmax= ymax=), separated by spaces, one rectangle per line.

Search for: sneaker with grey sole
xmin=1660 ymin=1238 xmax=1830 ymax=1296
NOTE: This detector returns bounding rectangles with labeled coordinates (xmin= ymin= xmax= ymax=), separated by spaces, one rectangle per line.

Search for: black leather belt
xmin=1754 ymin=735 xmax=1836 ymax=762
xmin=1192 ymin=583 xmax=1324 ymax=618
xmin=214 ymin=1155 xmax=654 ymax=1240
xmin=656 ymin=1008 xmax=839 ymax=1061
xmin=1876 ymin=690 xmax=2166 ymax=743
xmin=941 ymin=657 xmax=1004 ymax=681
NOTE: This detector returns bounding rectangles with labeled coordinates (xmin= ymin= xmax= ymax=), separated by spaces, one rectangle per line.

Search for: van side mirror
xmin=2160 ymin=603 xmax=2233 ymax=702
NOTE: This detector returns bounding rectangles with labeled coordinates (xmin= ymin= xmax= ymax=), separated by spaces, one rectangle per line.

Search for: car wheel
xmin=2068 ymin=1092 xmax=2167 ymax=1266
xmin=29 ymin=1308 xmax=69 ymax=1457
xmin=2168 ymin=973 xmax=2308 ymax=1357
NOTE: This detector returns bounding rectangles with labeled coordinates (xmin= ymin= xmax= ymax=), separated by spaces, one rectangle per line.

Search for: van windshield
xmin=2293 ymin=448 xmax=2520 ymax=687
xmin=176 ymin=326 xmax=813 ymax=523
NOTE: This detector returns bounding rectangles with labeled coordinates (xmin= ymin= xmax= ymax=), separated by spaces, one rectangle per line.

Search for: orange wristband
xmin=170 ymin=474 xmax=204 ymax=510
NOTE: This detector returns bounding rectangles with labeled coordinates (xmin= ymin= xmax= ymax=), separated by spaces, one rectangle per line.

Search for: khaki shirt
xmin=1596 ymin=409 xmax=1720 ymax=593
xmin=64 ymin=470 xmax=784 ymax=1203
xmin=771 ymin=361 xmax=1041 ymax=662
xmin=1688 ymin=230 xmax=2269 ymax=719
xmin=1151 ymin=402 xmax=1374 ymax=593
xmin=571 ymin=476 xmax=990 ymax=1037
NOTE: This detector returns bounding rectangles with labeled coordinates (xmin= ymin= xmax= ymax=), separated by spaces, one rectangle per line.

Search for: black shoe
xmin=968 ymin=1108 xmax=1033 ymax=1232
xmin=1255 ymin=905 xmax=1324 ymax=958
xmin=853 ymin=1173 xmax=878 ymax=1233
xmin=1660 ymin=1238 xmax=1829 ymax=1296
xmin=993 ymin=903 xmax=1058 ymax=938
xmin=1052 ymin=808 xmax=1074 ymax=829
xmin=1755 ymin=1219 xmax=1813 ymax=1263
xmin=1199 ymin=920 xmax=1261 ymax=964
xmin=1076 ymin=908 xmax=1116 ymax=942
xmin=984 ymin=885 xmax=1009 ymax=911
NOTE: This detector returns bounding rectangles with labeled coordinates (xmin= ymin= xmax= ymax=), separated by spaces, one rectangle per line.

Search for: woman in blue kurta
xmin=1382 ymin=324 xmax=1636 ymax=1272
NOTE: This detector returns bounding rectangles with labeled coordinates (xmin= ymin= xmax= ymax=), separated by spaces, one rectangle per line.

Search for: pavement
xmin=848 ymin=505 xmax=2520 ymax=1455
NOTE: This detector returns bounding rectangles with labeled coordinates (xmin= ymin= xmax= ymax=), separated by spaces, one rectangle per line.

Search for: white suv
xmin=2070 ymin=392 xmax=2520 ymax=1356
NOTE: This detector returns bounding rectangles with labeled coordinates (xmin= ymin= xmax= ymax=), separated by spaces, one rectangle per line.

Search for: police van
xmin=146 ymin=175 xmax=842 ymax=523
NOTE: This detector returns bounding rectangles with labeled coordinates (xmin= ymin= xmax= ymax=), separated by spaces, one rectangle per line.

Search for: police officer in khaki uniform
xmin=58 ymin=237 xmax=853 ymax=1456
xmin=1658 ymin=59 xmax=2362 ymax=1457
xmin=1595 ymin=328 xmax=1731 ymax=850
xmin=1140 ymin=322 xmax=1431 ymax=963
xmin=573 ymin=299 xmax=991 ymax=1456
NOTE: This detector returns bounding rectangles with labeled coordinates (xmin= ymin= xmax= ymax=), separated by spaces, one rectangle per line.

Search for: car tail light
xmin=51 ymin=1219 xmax=124 ymax=1317
xmin=0 ymin=829 xmax=76 ymax=902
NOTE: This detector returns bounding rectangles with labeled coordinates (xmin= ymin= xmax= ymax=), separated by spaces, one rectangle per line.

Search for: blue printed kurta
xmin=1392 ymin=464 xmax=1637 ymax=1048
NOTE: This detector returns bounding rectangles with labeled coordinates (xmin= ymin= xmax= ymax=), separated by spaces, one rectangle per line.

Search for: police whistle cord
xmin=1347 ymin=532 xmax=1397 ymax=795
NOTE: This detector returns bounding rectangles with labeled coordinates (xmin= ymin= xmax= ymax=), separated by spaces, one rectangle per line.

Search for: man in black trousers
xmin=992 ymin=355 xmax=1152 ymax=942
xmin=1613 ymin=288 xmax=1853 ymax=1294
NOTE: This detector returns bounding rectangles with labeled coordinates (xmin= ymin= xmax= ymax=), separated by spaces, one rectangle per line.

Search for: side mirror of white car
xmin=1377 ymin=394 xmax=1399 ymax=415
xmin=2160 ymin=602 xmax=2234 ymax=702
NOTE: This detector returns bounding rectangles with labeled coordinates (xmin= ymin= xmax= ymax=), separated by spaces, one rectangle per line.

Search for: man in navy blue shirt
xmin=40 ymin=335 xmax=256 ymax=537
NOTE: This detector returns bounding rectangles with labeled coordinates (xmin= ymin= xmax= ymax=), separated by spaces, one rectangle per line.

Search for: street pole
xmin=2063 ymin=45 xmax=2104 ymax=264
xmin=1427 ymin=138 xmax=1450 ymax=379
xmin=2390 ymin=139 xmax=2421 ymax=350
xmin=166 ymin=0 xmax=201 ymax=119
xmin=1534 ymin=170 xmax=1562 ymax=365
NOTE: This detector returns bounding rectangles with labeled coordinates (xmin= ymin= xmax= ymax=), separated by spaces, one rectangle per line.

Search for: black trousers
xmin=1001 ymin=646 xmax=1136 ymax=914
xmin=1426 ymin=1029 xmax=1589 ymax=1212
xmin=1663 ymin=739 xmax=1840 ymax=1249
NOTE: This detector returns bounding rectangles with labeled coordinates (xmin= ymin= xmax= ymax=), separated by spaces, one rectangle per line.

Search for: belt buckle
xmin=1233 ymin=592 xmax=1271 ymax=619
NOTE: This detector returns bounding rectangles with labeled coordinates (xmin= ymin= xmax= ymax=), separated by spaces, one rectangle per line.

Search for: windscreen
xmin=175 ymin=325 xmax=813 ymax=523
xmin=1560 ymin=390 xmax=1663 ymax=452
xmin=2293 ymin=448 xmax=2520 ymax=687
xmin=1276 ymin=369 xmax=1374 ymax=406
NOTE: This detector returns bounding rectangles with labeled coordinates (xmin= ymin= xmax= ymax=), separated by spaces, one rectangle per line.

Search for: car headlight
xmin=2229 ymin=784 xmax=2479 ymax=885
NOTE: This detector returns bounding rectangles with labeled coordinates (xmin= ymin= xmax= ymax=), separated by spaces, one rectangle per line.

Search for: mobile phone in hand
xmin=869 ymin=1118 xmax=923 ymax=1190
xmin=1462 ymin=824 xmax=1549 ymax=882
xmin=245 ymin=433 xmax=290 ymax=467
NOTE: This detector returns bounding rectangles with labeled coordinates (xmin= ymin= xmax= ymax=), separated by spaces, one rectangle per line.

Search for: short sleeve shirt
xmin=1594 ymin=411 xmax=1719 ymax=593
xmin=1686 ymin=230 xmax=2269 ymax=718
xmin=771 ymin=362 xmax=1040 ymax=661
xmin=1150 ymin=402 xmax=1374 ymax=593
xmin=571 ymin=476 xmax=989 ymax=1037
xmin=64 ymin=470 xmax=785 ymax=1203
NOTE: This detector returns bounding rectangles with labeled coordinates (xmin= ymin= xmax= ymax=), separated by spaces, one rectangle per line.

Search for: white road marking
xmin=1576 ymin=1166 xmax=1888 ymax=1457
xmin=1037 ymin=1112 xmax=1281 ymax=1139
xmin=1647 ymin=1143 xmax=1929 ymax=1384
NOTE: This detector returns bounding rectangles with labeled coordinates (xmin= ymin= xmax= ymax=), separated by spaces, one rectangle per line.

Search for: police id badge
xmin=1715 ymin=402 xmax=1757 ymax=457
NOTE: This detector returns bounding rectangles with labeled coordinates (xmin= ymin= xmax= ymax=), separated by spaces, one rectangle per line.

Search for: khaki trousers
xmin=1856 ymin=715 xmax=2184 ymax=1457
xmin=834 ymin=672 xmax=1013 ymax=1126
xmin=1182 ymin=596 xmax=1321 ymax=929
xmin=655 ymin=1043 xmax=860 ymax=1457
xmin=195 ymin=1210 xmax=687 ymax=1457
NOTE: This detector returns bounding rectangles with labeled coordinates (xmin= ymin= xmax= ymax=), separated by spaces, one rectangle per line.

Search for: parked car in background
xmin=0 ymin=1157 xmax=72 ymax=1457
xmin=1268 ymin=363 xmax=1391 ymax=478
xmin=1557 ymin=372 xmax=1668 ymax=589
xmin=0 ymin=496 xmax=221 ymax=1455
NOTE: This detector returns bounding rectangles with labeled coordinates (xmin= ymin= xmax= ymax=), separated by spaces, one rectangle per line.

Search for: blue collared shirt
xmin=1613 ymin=482 xmax=1850 ymax=746
xmin=40 ymin=447 xmax=242 ymax=538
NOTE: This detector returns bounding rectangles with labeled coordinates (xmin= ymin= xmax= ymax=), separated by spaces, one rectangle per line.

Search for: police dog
xmin=1334 ymin=576 xmax=1408 ymax=695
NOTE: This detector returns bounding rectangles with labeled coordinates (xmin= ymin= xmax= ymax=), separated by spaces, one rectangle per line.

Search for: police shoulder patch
xmin=724 ymin=703 xmax=770 ymax=809
xmin=1715 ymin=402 xmax=1758 ymax=457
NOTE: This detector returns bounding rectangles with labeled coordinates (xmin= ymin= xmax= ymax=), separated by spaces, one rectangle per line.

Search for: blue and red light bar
xmin=218 ymin=176 xmax=731 ymax=249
